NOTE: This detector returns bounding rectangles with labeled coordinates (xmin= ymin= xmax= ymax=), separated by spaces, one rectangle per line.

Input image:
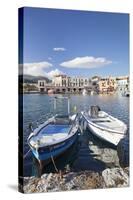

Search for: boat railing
xmin=68 ymin=113 xmax=79 ymax=135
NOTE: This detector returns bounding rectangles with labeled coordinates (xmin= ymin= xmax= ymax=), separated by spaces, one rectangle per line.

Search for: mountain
xmin=19 ymin=75 xmax=51 ymax=83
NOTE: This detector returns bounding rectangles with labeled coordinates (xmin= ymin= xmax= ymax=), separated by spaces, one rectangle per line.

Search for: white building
xmin=116 ymin=76 xmax=129 ymax=92
xmin=38 ymin=75 xmax=92 ymax=93
xmin=52 ymin=75 xmax=91 ymax=87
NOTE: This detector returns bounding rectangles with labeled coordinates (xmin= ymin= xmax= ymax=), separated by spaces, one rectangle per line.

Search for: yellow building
xmin=98 ymin=77 xmax=117 ymax=93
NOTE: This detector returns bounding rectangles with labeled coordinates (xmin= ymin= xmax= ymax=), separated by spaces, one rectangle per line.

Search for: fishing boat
xmin=28 ymin=97 xmax=79 ymax=164
xmin=81 ymin=106 xmax=127 ymax=146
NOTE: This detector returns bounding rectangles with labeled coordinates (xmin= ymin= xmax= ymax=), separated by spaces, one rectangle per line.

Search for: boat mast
xmin=68 ymin=97 xmax=70 ymax=115
xmin=54 ymin=97 xmax=57 ymax=111
xmin=54 ymin=96 xmax=70 ymax=115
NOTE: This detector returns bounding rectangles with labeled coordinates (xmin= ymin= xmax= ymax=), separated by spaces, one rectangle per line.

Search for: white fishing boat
xmin=81 ymin=106 xmax=127 ymax=146
xmin=28 ymin=97 xmax=79 ymax=164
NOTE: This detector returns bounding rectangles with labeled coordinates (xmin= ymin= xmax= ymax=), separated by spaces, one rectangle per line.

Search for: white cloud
xmin=48 ymin=57 xmax=52 ymax=60
xmin=60 ymin=56 xmax=112 ymax=68
xmin=47 ymin=69 xmax=64 ymax=79
xmin=22 ymin=61 xmax=53 ymax=76
xmin=19 ymin=62 xmax=64 ymax=79
xmin=53 ymin=47 xmax=66 ymax=52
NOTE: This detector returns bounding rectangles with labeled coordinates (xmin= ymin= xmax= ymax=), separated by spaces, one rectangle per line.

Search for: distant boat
xmin=90 ymin=91 xmax=94 ymax=95
xmin=48 ymin=89 xmax=54 ymax=94
xmin=82 ymin=89 xmax=87 ymax=96
xmin=81 ymin=106 xmax=127 ymax=146
xmin=28 ymin=97 xmax=79 ymax=164
xmin=122 ymin=90 xmax=130 ymax=97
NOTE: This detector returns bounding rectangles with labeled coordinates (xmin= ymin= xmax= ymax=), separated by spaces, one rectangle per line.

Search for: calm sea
xmin=23 ymin=94 xmax=129 ymax=176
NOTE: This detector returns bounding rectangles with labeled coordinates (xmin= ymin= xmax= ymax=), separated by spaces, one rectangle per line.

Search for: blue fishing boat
xmin=28 ymin=97 xmax=79 ymax=164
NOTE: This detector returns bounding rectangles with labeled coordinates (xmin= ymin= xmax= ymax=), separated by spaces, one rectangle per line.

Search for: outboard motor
xmin=90 ymin=105 xmax=100 ymax=118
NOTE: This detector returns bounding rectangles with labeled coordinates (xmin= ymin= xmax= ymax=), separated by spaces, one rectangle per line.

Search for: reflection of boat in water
xmin=28 ymin=97 xmax=79 ymax=164
xmin=81 ymin=106 xmax=127 ymax=146
xmin=82 ymin=89 xmax=87 ymax=96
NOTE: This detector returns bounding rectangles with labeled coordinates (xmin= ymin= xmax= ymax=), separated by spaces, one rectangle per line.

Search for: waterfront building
xmin=23 ymin=83 xmax=39 ymax=92
xmin=91 ymin=76 xmax=101 ymax=92
xmin=98 ymin=76 xmax=117 ymax=93
xmin=52 ymin=75 xmax=68 ymax=87
xmin=52 ymin=75 xmax=92 ymax=93
xmin=38 ymin=80 xmax=47 ymax=87
xmin=38 ymin=75 xmax=92 ymax=93
xmin=37 ymin=75 xmax=129 ymax=94
xmin=52 ymin=75 xmax=91 ymax=87
xmin=38 ymin=80 xmax=53 ymax=93
xmin=116 ymin=76 xmax=129 ymax=92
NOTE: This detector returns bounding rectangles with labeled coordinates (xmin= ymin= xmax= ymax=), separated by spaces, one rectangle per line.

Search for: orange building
xmin=98 ymin=76 xmax=117 ymax=93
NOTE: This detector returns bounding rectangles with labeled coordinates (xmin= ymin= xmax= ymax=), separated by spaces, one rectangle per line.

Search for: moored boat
xmin=28 ymin=97 xmax=79 ymax=164
xmin=81 ymin=106 xmax=127 ymax=146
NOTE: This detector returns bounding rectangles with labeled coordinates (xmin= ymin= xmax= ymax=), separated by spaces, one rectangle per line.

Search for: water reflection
xmin=23 ymin=94 xmax=129 ymax=176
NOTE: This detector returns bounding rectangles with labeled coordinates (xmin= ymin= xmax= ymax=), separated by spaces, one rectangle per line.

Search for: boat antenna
xmin=54 ymin=97 xmax=57 ymax=111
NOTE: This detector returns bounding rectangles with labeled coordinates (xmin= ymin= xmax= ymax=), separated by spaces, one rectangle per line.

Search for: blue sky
xmin=21 ymin=7 xmax=129 ymax=78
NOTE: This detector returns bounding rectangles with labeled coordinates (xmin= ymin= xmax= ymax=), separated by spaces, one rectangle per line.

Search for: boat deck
xmin=39 ymin=124 xmax=71 ymax=136
xmin=30 ymin=124 xmax=72 ymax=147
xmin=85 ymin=111 xmax=125 ymax=133
xmin=95 ymin=120 xmax=124 ymax=132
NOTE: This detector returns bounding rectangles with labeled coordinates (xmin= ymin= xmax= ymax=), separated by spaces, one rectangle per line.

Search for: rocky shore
xmin=21 ymin=134 xmax=129 ymax=193
xmin=21 ymin=167 xmax=129 ymax=193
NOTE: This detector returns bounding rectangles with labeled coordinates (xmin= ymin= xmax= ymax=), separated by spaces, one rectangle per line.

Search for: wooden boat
xmin=81 ymin=106 xmax=127 ymax=146
xmin=28 ymin=97 xmax=79 ymax=163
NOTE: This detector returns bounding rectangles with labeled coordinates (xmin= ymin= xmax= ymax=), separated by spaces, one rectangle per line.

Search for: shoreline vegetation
xmin=21 ymin=167 xmax=129 ymax=193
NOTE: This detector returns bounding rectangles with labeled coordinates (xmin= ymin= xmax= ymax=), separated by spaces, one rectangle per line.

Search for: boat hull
xmin=30 ymin=132 xmax=78 ymax=162
xmin=87 ymin=122 xmax=124 ymax=146
xmin=81 ymin=112 xmax=126 ymax=146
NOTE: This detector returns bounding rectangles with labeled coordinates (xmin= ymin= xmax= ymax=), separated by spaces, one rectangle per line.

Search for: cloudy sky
xmin=20 ymin=7 xmax=129 ymax=78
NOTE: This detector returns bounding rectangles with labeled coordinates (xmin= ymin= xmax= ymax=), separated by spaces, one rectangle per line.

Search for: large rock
xmin=102 ymin=168 xmax=129 ymax=188
xmin=117 ymin=137 xmax=129 ymax=167
xmin=23 ymin=167 xmax=129 ymax=193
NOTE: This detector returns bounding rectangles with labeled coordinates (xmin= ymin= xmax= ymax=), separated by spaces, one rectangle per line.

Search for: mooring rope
xmin=23 ymin=149 xmax=31 ymax=159
xmin=49 ymin=148 xmax=58 ymax=173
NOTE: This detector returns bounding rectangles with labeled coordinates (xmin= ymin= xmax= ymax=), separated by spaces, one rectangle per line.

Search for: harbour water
xmin=23 ymin=94 xmax=129 ymax=177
